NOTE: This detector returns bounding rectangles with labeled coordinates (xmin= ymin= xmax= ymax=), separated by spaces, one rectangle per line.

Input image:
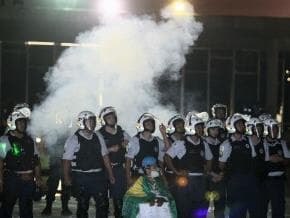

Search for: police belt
xmin=165 ymin=170 xmax=203 ymax=177
xmin=14 ymin=170 xmax=33 ymax=174
xmin=111 ymin=162 xmax=125 ymax=168
xmin=72 ymin=168 xmax=103 ymax=173
xmin=5 ymin=169 xmax=33 ymax=175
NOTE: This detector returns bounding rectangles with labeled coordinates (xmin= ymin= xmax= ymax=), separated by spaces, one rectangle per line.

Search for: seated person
xmin=122 ymin=156 xmax=177 ymax=218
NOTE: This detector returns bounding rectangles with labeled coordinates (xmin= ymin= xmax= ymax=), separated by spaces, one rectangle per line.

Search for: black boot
xmin=113 ymin=199 xmax=123 ymax=218
xmin=61 ymin=198 xmax=72 ymax=216
xmin=41 ymin=202 xmax=52 ymax=216
xmin=61 ymin=207 xmax=73 ymax=216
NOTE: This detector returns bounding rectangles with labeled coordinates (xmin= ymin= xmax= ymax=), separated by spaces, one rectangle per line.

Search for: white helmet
xmin=211 ymin=103 xmax=227 ymax=118
xmin=205 ymin=119 xmax=224 ymax=135
xmin=99 ymin=106 xmax=117 ymax=126
xmin=7 ymin=111 xmax=28 ymax=131
xmin=13 ymin=103 xmax=30 ymax=111
xmin=226 ymin=113 xmax=248 ymax=134
xmin=259 ymin=113 xmax=272 ymax=122
xmin=77 ymin=111 xmax=96 ymax=130
xmin=185 ymin=112 xmax=204 ymax=135
xmin=196 ymin=111 xmax=209 ymax=122
xmin=263 ymin=118 xmax=280 ymax=138
xmin=246 ymin=117 xmax=263 ymax=137
xmin=166 ymin=114 xmax=185 ymax=134
xmin=136 ymin=113 xmax=157 ymax=133
xmin=13 ymin=103 xmax=31 ymax=119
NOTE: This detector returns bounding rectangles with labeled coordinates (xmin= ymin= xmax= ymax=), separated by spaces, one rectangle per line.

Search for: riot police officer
xmin=165 ymin=112 xmax=213 ymax=218
xmin=62 ymin=111 xmax=115 ymax=218
xmin=125 ymin=113 xmax=168 ymax=187
xmin=0 ymin=107 xmax=42 ymax=218
xmin=205 ymin=119 xmax=225 ymax=218
xmin=245 ymin=117 xmax=267 ymax=218
xmin=261 ymin=118 xmax=290 ymax=218
xmin=166 ymin=115 xmax=185 ymax=143
xmin=219 ymin=113 xmax=257 ymax=218
xmin=98 ymin=106 xmax=131 ymax=218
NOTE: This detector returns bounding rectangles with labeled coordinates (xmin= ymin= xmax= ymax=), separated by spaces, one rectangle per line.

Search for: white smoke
xmin=28 ymin=1 xmax=203 ymax=145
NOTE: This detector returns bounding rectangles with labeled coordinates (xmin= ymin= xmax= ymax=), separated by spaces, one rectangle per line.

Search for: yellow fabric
xmin=126 ymin=177 xmax=147 ymax=197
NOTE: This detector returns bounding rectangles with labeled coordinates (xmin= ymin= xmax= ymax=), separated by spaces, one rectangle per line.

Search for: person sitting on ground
xmin=122 ymin=156 xmax=177 ymax=218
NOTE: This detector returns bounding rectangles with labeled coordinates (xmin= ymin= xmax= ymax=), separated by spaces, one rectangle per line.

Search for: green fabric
xmin=122 ymin=176 xmax=177 ymax=218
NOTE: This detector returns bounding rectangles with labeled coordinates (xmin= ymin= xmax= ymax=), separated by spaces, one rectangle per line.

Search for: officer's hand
xmin=212 ymin=176 xmax=220 ymax=183
xmin=35 ymin=177 xmax=43 ymax=188
xmin=122 ymin=140 xmax=129 ymax=148
xmin=64 ymin=177 xmax=72 ymax=187
xmin=109 ymin=176 xmax=115 ymax=184
xmin=159 ymin=124 xmax=167 ymax=136
xmin=176 ymin=170 xmax=188 ymax=177
xmin=156 ymin=197 xmax=167 ymax=207
xmin=108 ymin=145 xmax=120 ymax=153
xmin=127 ymin=177 xmax=134 ymax=188
xmin=270 ymin=155 xmax=283 ymax=163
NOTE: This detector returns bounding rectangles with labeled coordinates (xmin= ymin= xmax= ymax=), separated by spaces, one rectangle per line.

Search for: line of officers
xmin=0 ymin=103 xmax=289 ymax=218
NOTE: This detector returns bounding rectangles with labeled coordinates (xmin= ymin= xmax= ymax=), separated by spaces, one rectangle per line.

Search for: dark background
xmin=0 ymin=0 xmax=289 ymax=133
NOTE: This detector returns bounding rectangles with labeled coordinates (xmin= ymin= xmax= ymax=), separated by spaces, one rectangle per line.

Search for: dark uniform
xmin=165 ymin=134 xmax=180 ymax=200
xmin=63 ymin=130 xmax=109 ymax=218
xmin=260 ymin=139 xmax=290 ymax=218
xmin=0 ymin=132 xmax=39 ymax=218
xmin=219 ymin=135 xmax=258 ymax=218
xmin=166 ymin=136 xmax=212 ymax=218
xmin=99 ymin=125 xmax=130 ymax=218
xmin=249 ymin=137 xmax=267 ymax=218
xmin=42 ymin=139 xmax=71 ymax=215
xmin=218 ymin=127 xmax=228 ymax=143
xmin=205 ymin=137 xmax=226 ymax=218
xmin=126 ymin=133 xmax=165 ymax=179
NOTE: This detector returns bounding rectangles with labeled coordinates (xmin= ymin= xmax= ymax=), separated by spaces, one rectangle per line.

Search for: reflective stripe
xmin=188 ymin=172 xmax=203 ymax=176
xmin=72 ymin=168 xmax=103 ymax=173
xmin=165 ymin=171 xmax=203 ymax=176
xmin=14 ymin=170 xmax=33 ymax=174
xmin=112 ymin=163 xmax=125 ymax=168
xmin=268 ymin=171 xmax=285 ymax=177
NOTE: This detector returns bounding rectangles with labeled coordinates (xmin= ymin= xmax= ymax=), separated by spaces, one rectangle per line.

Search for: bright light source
xmin=287 ymin=77 xmax=290 ymax=82
xmin=286 ymin=70 xmax=290 ymax=75
xmin=96 ymin=0 xmax=124 ymax=19
xmin=176 ymin=176 xmax=188 ymax=187
xmin=35 ymin=137 xmax=42 ymax=143
xmin=166 ymin=0 xmax=193 ymax=17
xmin=25 ymin=41 xmax=55 ymax=46
xmin=174 ymin=1 xmax=186 ymax=12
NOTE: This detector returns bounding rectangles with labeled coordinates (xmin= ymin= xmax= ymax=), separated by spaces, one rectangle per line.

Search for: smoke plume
xmin=28 ymin=1 xmax=202 ymax=145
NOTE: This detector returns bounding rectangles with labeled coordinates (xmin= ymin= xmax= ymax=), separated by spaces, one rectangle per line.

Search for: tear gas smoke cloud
xmin=28 ymin=1 xmax=203 ymax=145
